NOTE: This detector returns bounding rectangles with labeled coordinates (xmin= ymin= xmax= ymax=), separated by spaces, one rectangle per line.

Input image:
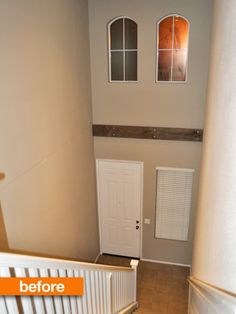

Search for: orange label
xmin=0 ymin=278 xmax=84 ymax=296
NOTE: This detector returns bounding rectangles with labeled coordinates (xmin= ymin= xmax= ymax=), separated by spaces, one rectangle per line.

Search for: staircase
xmin=0 ymin=252 xmax=138 ymax=314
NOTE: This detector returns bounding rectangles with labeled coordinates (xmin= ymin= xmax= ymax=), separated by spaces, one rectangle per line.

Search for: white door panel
xmin=96 ymin=160 xmax=143 ymax=258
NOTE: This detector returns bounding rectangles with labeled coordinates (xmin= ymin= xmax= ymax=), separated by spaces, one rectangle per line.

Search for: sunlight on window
xmin=157 ymin=15 xmax=189 ymax=82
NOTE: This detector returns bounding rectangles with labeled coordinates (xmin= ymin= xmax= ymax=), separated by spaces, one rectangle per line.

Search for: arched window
xmin=108 ymin=17 xmax=137 ymax=82
xmin=156 ymin=14 xmax=189 ymax=82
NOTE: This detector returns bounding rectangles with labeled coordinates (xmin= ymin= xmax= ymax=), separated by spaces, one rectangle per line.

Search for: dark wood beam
xmin=93 ymin=124 xmax=203 ymax=142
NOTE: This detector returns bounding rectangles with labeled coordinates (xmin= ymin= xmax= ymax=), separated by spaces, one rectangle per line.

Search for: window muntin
xmin=108 ymin=17 xmax=137 ymax=82
xmin=156 ymin=15 xmax=189 ymax=82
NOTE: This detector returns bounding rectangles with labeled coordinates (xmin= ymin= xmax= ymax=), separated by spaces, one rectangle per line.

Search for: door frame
xmin=96 ymin=159 xmax=143 ymax=258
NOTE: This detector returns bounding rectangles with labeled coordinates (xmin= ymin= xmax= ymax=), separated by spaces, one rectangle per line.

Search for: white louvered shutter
xmin=155 ymin=167 xmax=194 ymax=241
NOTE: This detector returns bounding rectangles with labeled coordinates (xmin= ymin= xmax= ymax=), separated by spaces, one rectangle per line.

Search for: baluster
xmin=67 ymin=269 xmax=77 ymax=314
xmin=39 ymin=269 xmax=55 ymax=314
xmin=28 ymin=268 xmax=45 ymax=314
xmin=84 ymin=270 xmax=92 ymax=314
xmin=0 ymin=296 xmax=8 ymax=314
xmin=58 ymin=269 xmax=71 ymax=314
xmin=50 ymin=269 xmax=63 ymax=314
xmin=0 ymin=267 xmax=19 ymax=314
xmin=15 ymin=267 xmax=34 ymax=314
xmin=74 ymin=270 xmax=83 ymax=314
xmin=106 ymin=273 xmax=112 ymax=314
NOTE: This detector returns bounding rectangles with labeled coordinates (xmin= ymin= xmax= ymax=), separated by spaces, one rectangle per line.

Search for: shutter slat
xmin=155 ymin=167 xmax=194 ymax=241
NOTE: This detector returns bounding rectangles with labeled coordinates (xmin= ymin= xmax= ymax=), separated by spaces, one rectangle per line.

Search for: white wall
xmin=0 ymin=0 xmax=99 ymax=261
xmin=192 ymin=0 xmax=236 ymax=296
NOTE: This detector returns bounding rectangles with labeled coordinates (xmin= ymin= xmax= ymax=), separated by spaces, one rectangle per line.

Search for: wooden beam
xmin=93 ymin=124 xmax=203 ymax=142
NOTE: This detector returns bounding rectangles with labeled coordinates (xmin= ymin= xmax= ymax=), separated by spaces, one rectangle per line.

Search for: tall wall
xmin=0 ymin=0 xmax=99 ymax=261
xmin=89 ymin=0 xmax=213 ymax=264
xmin=192 ymin=0 xmax=236 ymax=293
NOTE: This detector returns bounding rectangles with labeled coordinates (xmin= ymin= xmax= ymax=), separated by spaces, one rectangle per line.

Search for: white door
xmin=96 ymin=159 xmax=143 ymax=258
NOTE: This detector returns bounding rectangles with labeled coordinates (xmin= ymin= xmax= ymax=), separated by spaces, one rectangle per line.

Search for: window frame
xmin=108 ymin=16 xmax=138 ymax=83
xmin=155 ymin=14 xmax=190 ymax=84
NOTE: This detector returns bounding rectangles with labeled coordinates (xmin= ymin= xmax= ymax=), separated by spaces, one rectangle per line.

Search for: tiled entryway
xmin=97 ymin=255 xmax=189 ymax=314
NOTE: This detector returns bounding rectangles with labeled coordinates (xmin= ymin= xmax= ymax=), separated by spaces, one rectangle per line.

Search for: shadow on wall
xmin=0 ymin=204 xmax=9 ymax=251
xmin=0 ymin=172 xmax=9 ymax=251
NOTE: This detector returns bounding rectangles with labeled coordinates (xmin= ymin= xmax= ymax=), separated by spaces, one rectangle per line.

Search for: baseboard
xmin=141 ymin=258 xmax=191 ymax=268
xmin=94 ymin=253 xmax=190 ymax=267
xmin=118 ymin=302 xmax=138 ymax=314
xmin=94 ymin=252 xmax=101 ymax=264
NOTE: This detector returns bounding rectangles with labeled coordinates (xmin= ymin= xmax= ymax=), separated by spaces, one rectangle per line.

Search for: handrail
xmin=188 ymin=276 xmax=236 ymax=300
xmin=0 ymin=252 xmax=134 ymax=272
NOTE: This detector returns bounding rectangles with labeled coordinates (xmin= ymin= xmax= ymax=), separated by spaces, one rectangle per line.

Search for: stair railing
xmin=188 ymin=276 xmax=236 ymax=314
xmin=0 ymin=252 xmax=138 ymax=314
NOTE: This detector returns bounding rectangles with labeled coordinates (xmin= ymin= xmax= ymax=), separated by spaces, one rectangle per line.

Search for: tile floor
xmin=97 ymin=254 xmax=190 ymax=314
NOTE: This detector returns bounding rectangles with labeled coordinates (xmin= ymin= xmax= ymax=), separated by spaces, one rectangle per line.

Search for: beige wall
xmin=89 ymin=0 xmax=213 ymax=264
xmin=192 ymin=0 xmax=236 ymax=294
xmin=0 ymin=0 xmax=99 ymax=261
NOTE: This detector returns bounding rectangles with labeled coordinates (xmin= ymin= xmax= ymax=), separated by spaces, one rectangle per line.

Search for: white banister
xmin=0 ymin=253 xmax=138 ymax=314
xmin=188 ymin=276 xmax=236 ymax=299
xmin=130 ymin=259 xmax=139 ymax=302
xmin=0 ymin=252 xmax=133 ymax=272
xmin=188 ymin=276 xmax=236 ymax=314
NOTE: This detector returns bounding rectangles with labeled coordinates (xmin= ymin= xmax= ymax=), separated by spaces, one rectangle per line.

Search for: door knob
xmin=136 ymin=220 xmax=139 ymax=224
xmin=136 ymin=226 xmax=139 ymax=230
